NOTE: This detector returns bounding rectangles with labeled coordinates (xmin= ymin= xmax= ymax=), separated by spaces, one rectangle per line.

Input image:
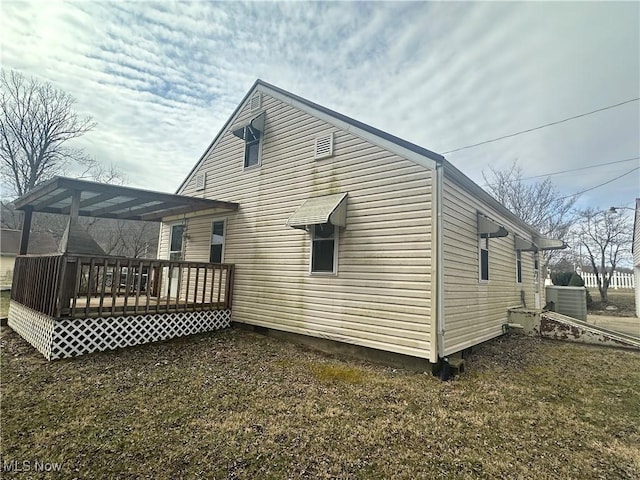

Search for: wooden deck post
xmin=58 ymin=255 xmax=77 ymax=316
xmin=18 ymin=205 xmax=33 ymax=255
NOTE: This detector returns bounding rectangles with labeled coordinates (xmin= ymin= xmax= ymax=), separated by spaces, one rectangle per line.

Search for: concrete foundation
xmin=234 ymin=322 xmax=436 ymax=372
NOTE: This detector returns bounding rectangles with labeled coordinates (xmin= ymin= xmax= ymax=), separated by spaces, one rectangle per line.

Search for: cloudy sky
xmin=1 ymin=1 xmax=638 ymax=211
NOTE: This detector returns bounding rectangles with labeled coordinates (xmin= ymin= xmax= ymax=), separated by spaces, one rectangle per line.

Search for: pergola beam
xmin=11 ymin=176 xmax=239 ymax=222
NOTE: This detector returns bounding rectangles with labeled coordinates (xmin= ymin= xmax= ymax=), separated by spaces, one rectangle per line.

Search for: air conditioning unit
xmin=545 ymin=286 xmax=587 ymax=321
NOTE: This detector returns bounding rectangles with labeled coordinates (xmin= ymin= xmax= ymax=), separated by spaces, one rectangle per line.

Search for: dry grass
xmin=588 ymin=289 xmax=636 ymax=317
xmin=0 ymin=290 xmax=10 ymax=318
xmin=1 ymin=327 xmax=639 ymax=479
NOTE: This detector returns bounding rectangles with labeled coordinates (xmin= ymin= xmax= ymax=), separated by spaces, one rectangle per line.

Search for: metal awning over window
xmin=232 ymin=112 xmax=266 ymax=140
xmin=515 ymin=235 xmax=536 ymax=251
xmin=515 ymin=234 xmax=567 ymax=251
xmin=534 ymin=236 xmax=567 ymax=251
xmin=287 ymin=193 xmax=348 ymax=230
xmin=477 ymin=212 xmax=508 ymax=238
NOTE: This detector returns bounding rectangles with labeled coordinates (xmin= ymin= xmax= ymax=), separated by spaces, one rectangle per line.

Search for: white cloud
xmin=0 ymin=1 xmax=637 ymax=208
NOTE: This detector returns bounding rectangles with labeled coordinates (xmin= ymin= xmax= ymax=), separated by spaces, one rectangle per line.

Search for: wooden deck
xmin=11 ymin=254 xmax=234 ymax=319
xmin=72 ymin=295 xmax=227 ymax=317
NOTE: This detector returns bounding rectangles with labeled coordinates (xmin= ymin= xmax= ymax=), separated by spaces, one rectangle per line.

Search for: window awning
xmin=287 ymin=193 xmax=348 ymax=230
xmin=232 ymin=112 xmax=266 ymax=139
xmin=515 ymin=234 xmax=567 ymax=251
xmin=514 ymin=236 xmax=537 ymax=251
xmin=534 ymin=236 xmax=567 ymax=251
xmin=477 ymin=213 xmax=508 ymax=238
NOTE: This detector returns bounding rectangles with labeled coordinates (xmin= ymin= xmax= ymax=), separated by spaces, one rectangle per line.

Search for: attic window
xmin=314 ymin=133 xmax=334 ymax=159
xmin=250 ymin=93 xmax=262 ymax=112
xmin=195 ymin=173 xmax=206 ymax=191
xmin=232 ymin=112 xmax=266 ymax=169
xmin=244 ymin=126 xmax=261 ymax=168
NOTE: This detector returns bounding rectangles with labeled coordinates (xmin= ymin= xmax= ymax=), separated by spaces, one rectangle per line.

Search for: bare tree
xmin=88 ymin=219 xmax=159 ymax=258
xmin=0 ymin=200 xmax=22 ymax=229
xmin=0 ymin=69 xmax=96 ymax=197
xmin=483 ymin=161 xmax=577 ymax=266
xmin=573 ymin=208 xmax=632 ymax=303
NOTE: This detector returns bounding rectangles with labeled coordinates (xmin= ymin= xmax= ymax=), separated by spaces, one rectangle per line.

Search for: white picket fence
xmin=581 ymin=272 xmax=635 ymax=289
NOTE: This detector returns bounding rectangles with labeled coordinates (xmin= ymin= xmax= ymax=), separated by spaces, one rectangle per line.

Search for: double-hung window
xmin=287 ymin=193 xmax=347 ymax=276
xmin=311 ymin=223 xmax=337 ymax=274
xmin=209 ymin=220 xmax=225 ymax=263
xmin=170 ymin=224 xmax=185 ymax=261
xmin=479 ymin=236 xmax=489 ymax=282
xmin=516 ymin=250 xmax=523 ymax=283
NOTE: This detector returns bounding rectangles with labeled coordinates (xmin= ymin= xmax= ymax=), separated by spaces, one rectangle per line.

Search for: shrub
xmin=551 ymin=271 xmax=573 ymax=286
xmin=568 ymin=273 xmax=585 ymax=287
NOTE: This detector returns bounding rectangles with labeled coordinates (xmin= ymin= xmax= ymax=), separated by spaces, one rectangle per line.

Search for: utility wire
xmin=521 ymin=156 xmax=640 ymax=181
xmin=443 ymin=98 xmax=640 ymax=154
xmin=483 ymin=156 xmax=640 ymax=186
xmin=557 ymin=166 xmax=640 ymax=200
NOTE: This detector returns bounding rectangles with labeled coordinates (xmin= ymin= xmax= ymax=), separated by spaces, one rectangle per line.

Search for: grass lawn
xmin=0 ymin=290 xmax=10 ymax=318
xmin=588 ymin=289 xmax=636 ymax=317
xmin=1 ymin=327 xmax=639 ymax=479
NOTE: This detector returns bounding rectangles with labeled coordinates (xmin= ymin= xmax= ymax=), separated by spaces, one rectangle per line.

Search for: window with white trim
xmin=311 ymin=223 xmax=338 ymax=274
xmin=244 ymin=125 xmax=261 ymax=168
xmin=479 ymin=236 xmax=489 ymax=282
xmin=516 ymin=250 xmax=522 ymax=283
xmin=209 ymin=220 xmax=225 ymax=263
xmin=170 ymin=224 xmax=185 ymax=261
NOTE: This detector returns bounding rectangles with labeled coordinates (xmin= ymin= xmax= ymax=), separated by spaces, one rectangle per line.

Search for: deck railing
xmin=11 ymin=254 xmax=234 ymax=319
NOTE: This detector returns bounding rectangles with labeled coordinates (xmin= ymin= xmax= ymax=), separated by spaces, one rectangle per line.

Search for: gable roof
xmin=178 ymin=80 xmax=555 ymax=240
xmin=177 ymin=79 xmax=444 ymax=194
xmin=0 ymin=229 xmax=58 ymax=256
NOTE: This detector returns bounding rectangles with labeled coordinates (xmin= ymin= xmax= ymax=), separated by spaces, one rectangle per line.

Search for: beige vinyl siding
xmin=441 ymin=171 xmax=538 ymax=356
xmin=160 ymin=92 xmax=434 ymax=358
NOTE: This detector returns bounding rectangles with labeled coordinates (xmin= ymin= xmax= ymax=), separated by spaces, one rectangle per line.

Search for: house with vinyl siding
xmin=160 ymin=80 xmax=564 ymax=366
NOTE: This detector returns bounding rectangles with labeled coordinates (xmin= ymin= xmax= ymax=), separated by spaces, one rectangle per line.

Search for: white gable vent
xmin=250 ymin=93 xmax=262 ymax=112
xmin=195 ymin=173 xmax=206 ymax=191
xmin=314 ymin=133 xmax=334 ymax=159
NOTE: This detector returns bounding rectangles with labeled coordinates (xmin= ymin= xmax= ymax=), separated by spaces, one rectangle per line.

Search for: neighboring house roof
xmin=0 ymin=229 xmax=58 ymax=256
xmin=58 ymin=219 xmax=106 ymax=256
xmin=177 ymin=79 xmax=556 ymax=240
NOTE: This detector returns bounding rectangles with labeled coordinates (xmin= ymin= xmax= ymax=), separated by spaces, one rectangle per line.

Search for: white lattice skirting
xmin=8 ymin=301 xmax=231 ymax=360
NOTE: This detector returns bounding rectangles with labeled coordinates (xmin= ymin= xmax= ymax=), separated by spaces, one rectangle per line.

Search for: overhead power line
xmin=483 ymin=156 xmax=640 ymax=186
xmin=557 ymin=166 xmax=640 ymax=200
xmin=521 ymin=156 xmax=640 ymax=181
xmin=443 ymin=98 xmax=640 ymax=154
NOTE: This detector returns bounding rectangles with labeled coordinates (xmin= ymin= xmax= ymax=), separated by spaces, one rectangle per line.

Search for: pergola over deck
xmin=9 ymin=176 xmax=239 ymax=360
xmin=13 ymin=176 xmax=238 ymax=255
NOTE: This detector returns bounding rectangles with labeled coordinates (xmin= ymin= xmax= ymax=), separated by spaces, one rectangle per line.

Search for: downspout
xmin=431 ymin=162 xmax=445 ymax=365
